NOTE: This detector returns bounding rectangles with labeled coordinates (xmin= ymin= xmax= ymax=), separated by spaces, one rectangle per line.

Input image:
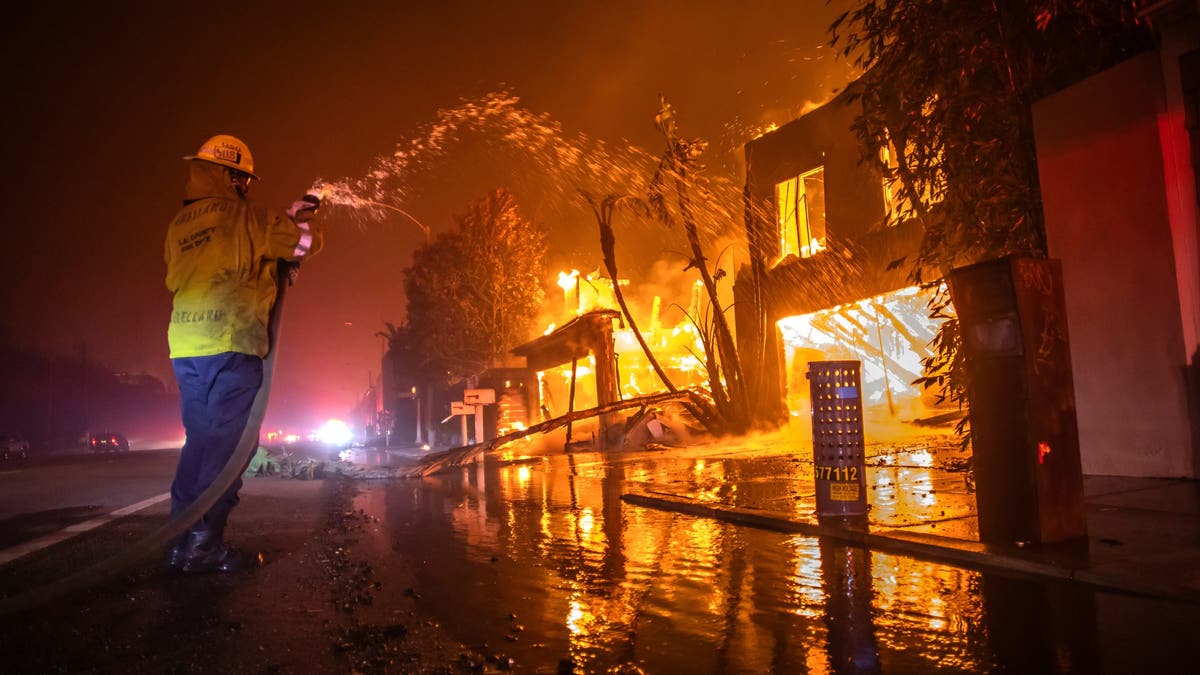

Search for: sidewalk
xmin=618 ymin=441 xmax=1200 ymax=604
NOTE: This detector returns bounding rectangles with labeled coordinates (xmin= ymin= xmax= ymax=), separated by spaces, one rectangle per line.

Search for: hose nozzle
xmin=308 ymin=180 xmax=333 ymax=203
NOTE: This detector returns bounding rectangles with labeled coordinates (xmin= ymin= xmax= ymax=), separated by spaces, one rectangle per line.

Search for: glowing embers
xmin=777 ymin=285 xmax=949 ymax=420
xmin=750 ymin=122 xmax=779 ymax=140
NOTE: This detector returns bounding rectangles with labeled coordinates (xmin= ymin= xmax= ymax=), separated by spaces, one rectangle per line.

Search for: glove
xmin=287 ymin=193 xmax=321 ymax=222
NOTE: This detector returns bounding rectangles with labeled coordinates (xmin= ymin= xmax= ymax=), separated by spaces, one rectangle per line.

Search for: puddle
xmin=352 ymin=445 xmax=1198 ymax=673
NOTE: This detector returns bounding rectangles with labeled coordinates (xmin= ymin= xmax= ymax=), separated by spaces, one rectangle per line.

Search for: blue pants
xmin=170 ymin=352 xmax=263 ymax=534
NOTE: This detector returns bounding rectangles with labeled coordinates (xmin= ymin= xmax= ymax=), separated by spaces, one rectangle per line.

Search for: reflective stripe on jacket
xmin=165 ymin=161 xmax=324 ymax=358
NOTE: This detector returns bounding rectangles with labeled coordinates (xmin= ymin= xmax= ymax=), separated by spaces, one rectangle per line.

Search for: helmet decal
xmin=185 ymin=134 xmax=258 ymax=179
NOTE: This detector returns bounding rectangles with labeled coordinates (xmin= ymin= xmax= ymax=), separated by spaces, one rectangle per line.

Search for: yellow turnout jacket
xmin=165 ymin=161 xmax=323 ymax=358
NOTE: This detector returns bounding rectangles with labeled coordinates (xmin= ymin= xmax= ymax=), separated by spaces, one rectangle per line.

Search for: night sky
xmin=3 ymin=1 xmax=853 ymax=431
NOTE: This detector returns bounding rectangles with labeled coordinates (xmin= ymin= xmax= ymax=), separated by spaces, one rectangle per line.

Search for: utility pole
xmin=80 ymin=342 xmax=89 ymax=439
xmin=47 ymin=356 xmax=54 ymax=446
xmin=367 ymin=370 xmax=374 ymax=442
xmin=415 ymin=388 xmax=422 ymax=445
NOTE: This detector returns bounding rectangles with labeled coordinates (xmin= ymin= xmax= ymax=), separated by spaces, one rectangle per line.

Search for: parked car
xmin=89 ymin=432 xmax=130 ymax=453
xmin=1 ymin=433 xmax=30 ymax=460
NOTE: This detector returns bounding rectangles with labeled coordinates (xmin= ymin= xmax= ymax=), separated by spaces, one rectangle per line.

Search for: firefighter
xmin=165 ymin=134 xmax=324 ymax=573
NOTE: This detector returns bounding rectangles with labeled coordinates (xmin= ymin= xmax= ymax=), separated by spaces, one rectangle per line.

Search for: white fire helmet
xmin=184 ymin=134 xmax=258 ymax=179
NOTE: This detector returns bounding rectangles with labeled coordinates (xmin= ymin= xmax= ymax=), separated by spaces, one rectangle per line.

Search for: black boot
xmin=176 ymin=527 xmax=262 ymax=573
xmin=166 ymin=533 xmax=189 ymax=570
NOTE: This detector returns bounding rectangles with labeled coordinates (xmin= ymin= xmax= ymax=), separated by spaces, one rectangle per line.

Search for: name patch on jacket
xmin=178 ymin=226 xmax=217 ymax=253
xmin=172 ymin=309 xmax=226 ymax=324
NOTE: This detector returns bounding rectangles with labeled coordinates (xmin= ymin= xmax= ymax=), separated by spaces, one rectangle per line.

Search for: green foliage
xmin=401 ymin=188 xmax=548 ymax=383
xmin=832 ymin=0 xmax=1149 ymax=278
xmin=830 ymin=0 xmax=1151 ymax=434
xmin=377 ymin=321 xmax=422 ymax=380
xmin=910 ymin=285 xmax=971 ymax=445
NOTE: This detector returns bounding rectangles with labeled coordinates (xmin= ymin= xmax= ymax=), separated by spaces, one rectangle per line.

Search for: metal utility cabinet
xmin=948 ymin=256 xmax=1087 ymax=544
xmin=808 ymin=361 xmax=869 ymax=518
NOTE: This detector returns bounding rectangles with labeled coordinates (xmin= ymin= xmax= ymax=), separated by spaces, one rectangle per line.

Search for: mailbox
xmin=947 ymin=256 xmax=1086 ymax=544
xmin=463 ymin=389 xmax=496 ymax=405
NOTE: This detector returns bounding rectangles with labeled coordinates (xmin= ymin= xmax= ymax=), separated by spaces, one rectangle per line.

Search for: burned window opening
xmin=775 ymin=166 xmax=827 ymax=263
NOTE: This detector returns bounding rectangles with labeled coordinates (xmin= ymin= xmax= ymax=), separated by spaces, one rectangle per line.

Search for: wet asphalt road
xmin=0 ymin=450 xmax=471 ymax=673
xmin=1 ymin=439 xmax=1199 ymax=673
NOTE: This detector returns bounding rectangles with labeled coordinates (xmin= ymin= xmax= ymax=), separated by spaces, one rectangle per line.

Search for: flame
xmin=563 ymin=365 xmax=593 ymax=379
xmin=750 ymin=122 xmax=780 ymax=140
xmin=557 ymin=269 xmax=580 ymax=291
xmin=533 ymin=269 xmax=715 ymax=417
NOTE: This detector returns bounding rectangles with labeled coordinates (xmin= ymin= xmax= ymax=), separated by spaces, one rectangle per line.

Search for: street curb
xmin=621 ymin=490 xmax=1200 ymax=605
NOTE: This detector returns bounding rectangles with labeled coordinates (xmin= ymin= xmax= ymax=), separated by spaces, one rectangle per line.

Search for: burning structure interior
xmin=378 ymin=264 xmax=722 ymax=451
xmin=507 ymin=274 xmax=715 ymax=448
xmin=512 ymin=309 xmax=621 ymax=440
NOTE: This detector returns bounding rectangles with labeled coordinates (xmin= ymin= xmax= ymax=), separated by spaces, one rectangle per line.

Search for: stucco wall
xmin=1034 ymin=51 xmax=1197 ymax=477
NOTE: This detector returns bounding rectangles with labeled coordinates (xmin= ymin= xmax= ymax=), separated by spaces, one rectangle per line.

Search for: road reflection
xmin=354 ymin=446 xmax=1146 ymax=673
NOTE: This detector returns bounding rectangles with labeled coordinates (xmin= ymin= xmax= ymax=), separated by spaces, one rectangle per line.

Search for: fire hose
xmin=0 ymin=262 xmax=294 ymax=616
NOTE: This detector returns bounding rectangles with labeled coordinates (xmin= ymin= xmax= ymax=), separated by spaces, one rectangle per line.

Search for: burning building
xmin=513 ymin=309 xmax=621 ymax=440
xmin=736 ymin=1 xmax=1200 ymax=479
xmin=502 ymin=271 xmax=715 ymax=449
xmin=735 ymin=85 xmax=950 ymax=431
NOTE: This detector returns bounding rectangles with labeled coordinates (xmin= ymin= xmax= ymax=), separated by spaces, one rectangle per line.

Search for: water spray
xmin=309 ymin=178 xmax=431 ymax=241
